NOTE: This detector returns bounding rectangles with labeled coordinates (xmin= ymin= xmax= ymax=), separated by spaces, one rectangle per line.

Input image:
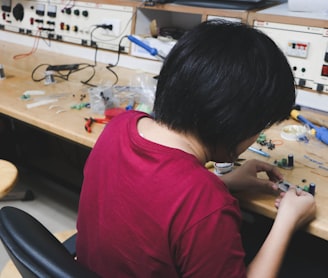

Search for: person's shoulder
xmin=104 ymin=110 xmax=149 ymax=128
xmin=181 ymin=165 xmax=232 ymax=200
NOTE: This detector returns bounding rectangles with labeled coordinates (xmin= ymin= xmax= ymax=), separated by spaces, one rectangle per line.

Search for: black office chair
xmin=0 ymin=206 xmax=100 ymax=278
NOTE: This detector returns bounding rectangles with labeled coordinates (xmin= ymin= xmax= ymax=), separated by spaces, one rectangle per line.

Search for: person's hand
xmin=220 ymin=159 xmax=283 ymax=192
xmin=275 ymin=186 xmax=316 ymax=230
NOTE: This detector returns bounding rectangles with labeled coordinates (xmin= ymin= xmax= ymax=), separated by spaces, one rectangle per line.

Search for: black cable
xmin=105 ymin=35 xmax=128 ymax=86
xmin=79 ymin=64 xmax=96 ymax=87
xmin=31 ymin=62 xmax=96 ymax=86
xmin=31 ymin=63 xmax=51 ymax=82
xmin=88 ymin=26 xmax=127 ymax=86
xmin=32 ymin=22 xmax=132 ymax=86
xmin=90 ymin=26 xmax=100 ymax=67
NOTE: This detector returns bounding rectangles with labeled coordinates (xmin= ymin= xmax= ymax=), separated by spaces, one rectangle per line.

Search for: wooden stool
xmin=0 ymin=160 xmax=34 ymax=201
xmin=0 ymin=160 xmax=18 ymax=199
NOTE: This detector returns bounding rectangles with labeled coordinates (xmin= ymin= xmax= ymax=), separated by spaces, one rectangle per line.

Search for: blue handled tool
xmin=291 ymin=109 xmax=328 ymax=145
xmin=127 ymin=35 xmax=165 ymax=60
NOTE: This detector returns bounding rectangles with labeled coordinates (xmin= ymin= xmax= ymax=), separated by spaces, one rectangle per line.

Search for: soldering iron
xmin=127 ymin=35 xmax=165 ymax=60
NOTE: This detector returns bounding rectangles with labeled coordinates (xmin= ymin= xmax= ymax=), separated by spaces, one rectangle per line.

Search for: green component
xmin=71 ymin=102 xmax=89 ymax=110
xmin=256 ymin=133 xmax=266 ymax=143
xmin=21 ymin=94 xmax=30 ymax=100
xmin=277 ymin=161 xmax=283 ymax=167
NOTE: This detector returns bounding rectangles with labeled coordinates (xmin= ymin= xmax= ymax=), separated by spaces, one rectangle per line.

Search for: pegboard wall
xmin=0 ymin=0 xmax=134 ymax=52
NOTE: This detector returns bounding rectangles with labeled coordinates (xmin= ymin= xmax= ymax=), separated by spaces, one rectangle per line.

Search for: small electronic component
xmin=0 ymin=64 xmax=5 ymax=79
xmin=309 ymin=183 xmax=316 ymax=196
xmin=274 ymin=154 xmax=294 ymax=170
xmin=288 ymin=154 xmax=294 ymax=167
xmin=277 ymin=180 xmax=292 ymax=192
xmin=44 ymin=70 xmax=55 ymax=85
xmin=256 ymin=132 xmax=275 ymax=150
xmin=278 ymin=180 xmax=316 ymax=196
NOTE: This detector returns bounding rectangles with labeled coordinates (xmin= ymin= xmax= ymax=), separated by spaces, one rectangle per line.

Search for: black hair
xmin=153 ymin=20 xmax=295 ymax=155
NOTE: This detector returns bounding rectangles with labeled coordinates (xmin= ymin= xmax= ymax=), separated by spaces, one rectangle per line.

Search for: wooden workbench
xmin=1 ymin=40 xmax=328 ymax=241
xmin=0 ymin=41 xmax=146 ymax=148
xmin=234 ymin=114 xmax=328 ymax=240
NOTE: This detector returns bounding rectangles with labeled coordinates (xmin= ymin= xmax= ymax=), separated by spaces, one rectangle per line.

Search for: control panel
xmin=0 ymin=0 xmax=134 ymax=52
xmin=254 ymin=21 xmax=328 ymax=94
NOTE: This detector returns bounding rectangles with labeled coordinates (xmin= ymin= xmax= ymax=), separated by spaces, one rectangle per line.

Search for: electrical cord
xmin=31 ymin=62 xmax=96 ymax=87
xmin=90 ymin=25 xmax=129 ymax=86
xmin=13 ymin=30 xmax=42 ymax=59
xmin=105 ymin=35 xmax=128 ymax=86
xmin=89 ymin=25 xmax=120 ymax=86
xmin=31 ymin=1 xmax=144 ymax=87
xmin=89 ymin=2 xmax=140 ymax=43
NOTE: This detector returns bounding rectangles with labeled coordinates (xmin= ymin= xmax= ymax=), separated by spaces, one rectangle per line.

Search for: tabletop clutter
xmin=85 ymin=79 xmax=156 ymax=132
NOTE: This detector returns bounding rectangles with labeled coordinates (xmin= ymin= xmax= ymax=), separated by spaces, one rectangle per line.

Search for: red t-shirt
xmin=76 ymin=110 xmax=247 ymax=278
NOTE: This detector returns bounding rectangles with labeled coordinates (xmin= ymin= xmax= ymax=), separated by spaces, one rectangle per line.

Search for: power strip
xmin=46 ymin=64 xmax=79 ymax=71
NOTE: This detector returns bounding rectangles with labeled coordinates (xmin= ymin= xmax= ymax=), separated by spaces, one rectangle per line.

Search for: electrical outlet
xmin=101 ymin=19 xmax=121 ymax=37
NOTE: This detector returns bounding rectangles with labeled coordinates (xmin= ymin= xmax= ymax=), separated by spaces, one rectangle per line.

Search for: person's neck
xmin=137 ymin=117 xmax=208 ymax=164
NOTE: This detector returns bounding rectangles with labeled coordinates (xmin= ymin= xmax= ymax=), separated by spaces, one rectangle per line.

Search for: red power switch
xmin=321 ymin=65 xmax=328 ymax=77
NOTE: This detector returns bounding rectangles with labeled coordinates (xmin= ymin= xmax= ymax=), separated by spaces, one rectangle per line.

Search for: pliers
xmin=84 ymin=117 xmax=109 ymax=133
xmin=84 ymin=107 xmax=126 ymax=133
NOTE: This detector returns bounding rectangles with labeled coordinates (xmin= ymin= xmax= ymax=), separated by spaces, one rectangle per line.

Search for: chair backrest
xmin=0 ymin=206 xmax=99 ymax=278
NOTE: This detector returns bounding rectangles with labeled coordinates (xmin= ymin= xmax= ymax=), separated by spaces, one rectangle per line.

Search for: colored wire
xmin=271 ymin=139 xmax=284 ymax=146
xmin=13 ymin=30 xmax=41 ymax=60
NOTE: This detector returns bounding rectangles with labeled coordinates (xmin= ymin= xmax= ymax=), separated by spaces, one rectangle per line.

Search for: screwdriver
xmin=290 ymin=109 xmax=328 ymax=145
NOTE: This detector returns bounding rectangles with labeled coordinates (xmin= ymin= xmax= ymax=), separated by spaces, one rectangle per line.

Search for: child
xmin=77 ymin=20 xmax=316 ymax=277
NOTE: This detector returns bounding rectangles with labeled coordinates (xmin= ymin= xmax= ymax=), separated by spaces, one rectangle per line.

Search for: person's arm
xmin=221 ymin=159 xmax=316 ymax=277
xmin=247 ymin=187 xmax=316 ymax=278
